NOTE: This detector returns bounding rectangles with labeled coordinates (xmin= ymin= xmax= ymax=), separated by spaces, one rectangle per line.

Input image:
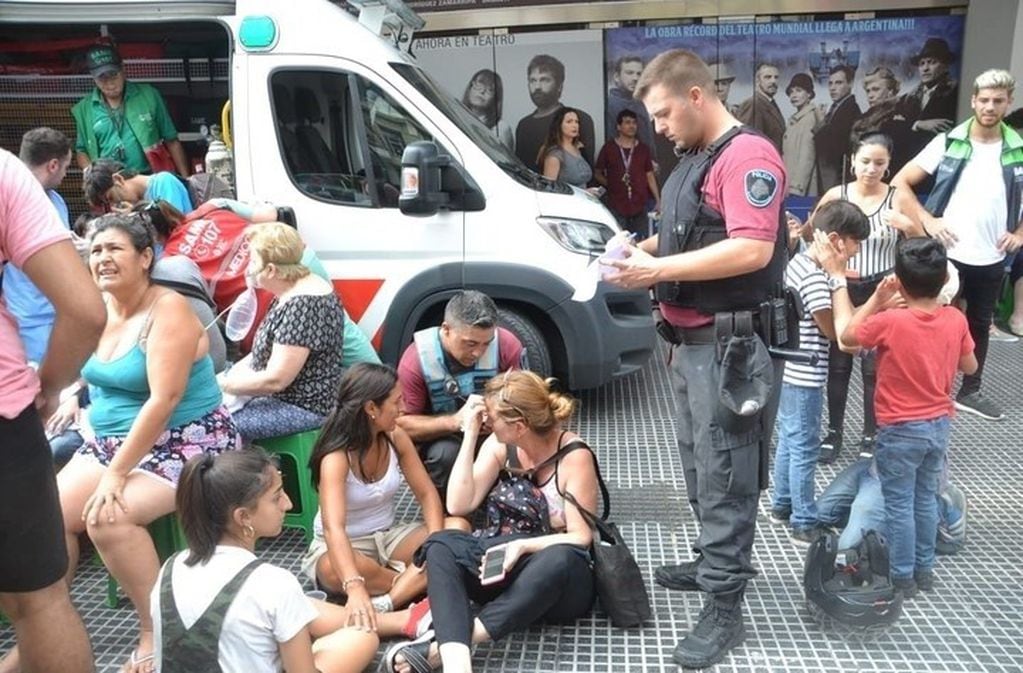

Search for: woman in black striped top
xmin=810 ymin=133 xmax=925 ymax=462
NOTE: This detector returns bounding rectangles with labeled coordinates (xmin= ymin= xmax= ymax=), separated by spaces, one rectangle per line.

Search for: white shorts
xmin=301 ymin=521 xmax=422 ymax=586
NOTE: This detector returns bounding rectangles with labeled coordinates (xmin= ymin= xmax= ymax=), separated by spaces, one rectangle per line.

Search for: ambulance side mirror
xmin=399 ymin=141 xmax=451 ymax=217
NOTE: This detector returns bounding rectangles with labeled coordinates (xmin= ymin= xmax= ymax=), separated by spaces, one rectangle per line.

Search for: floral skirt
xmin=77 ymin=406 xmax=241 ymax=486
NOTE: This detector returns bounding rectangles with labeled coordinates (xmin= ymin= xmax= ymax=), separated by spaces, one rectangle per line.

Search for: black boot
xmin=654 ymin=555 xmax=703 ymax=592
xmin=672 ymin=592 xmax=745 ymax=669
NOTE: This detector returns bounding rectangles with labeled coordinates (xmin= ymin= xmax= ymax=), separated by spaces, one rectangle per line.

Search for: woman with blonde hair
xmin=218 ymin=222 xmax=345 ymax=440
xmin=386 ymin=370 xmax=601 ymax=673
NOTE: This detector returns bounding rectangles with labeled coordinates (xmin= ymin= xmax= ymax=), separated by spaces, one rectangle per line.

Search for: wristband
xmin=342 ymin=575 xmax=365 ymax=591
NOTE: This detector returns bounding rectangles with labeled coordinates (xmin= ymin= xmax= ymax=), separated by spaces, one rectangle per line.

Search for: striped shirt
xmin=784 ymin=253 xmax=831 ymax=387
xmin=844 ymin=184 xmax=899 ymax=278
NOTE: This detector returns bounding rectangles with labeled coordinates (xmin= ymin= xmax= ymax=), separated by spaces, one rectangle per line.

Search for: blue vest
xmin=414 ymin=326 xmax=499 ymax=414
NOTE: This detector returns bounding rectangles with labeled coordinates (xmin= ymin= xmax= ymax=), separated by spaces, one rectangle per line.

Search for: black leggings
xmin=826 ymin=343 xmax=877 ymax=437
xmin=826 ymin=274 xmax=883 ymax=437
xmin=421 ymin=532 xmax=594 ymax=647
xmin=952 ymin=259 xmax=1005 ymax=396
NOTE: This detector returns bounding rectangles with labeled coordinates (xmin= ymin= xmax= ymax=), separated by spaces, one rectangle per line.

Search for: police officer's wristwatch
xmin=826 ymin=275 xmax=848 ymax=292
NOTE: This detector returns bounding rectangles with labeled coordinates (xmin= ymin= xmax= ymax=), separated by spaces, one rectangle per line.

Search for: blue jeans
xmin=815 ymin=458 xmax=886 ymax=549
xmin=772 ymin=382 xmax=823 ymax=530
xmin=875 ymin=417 xmax=950 ymax=580
xmin=50 ymin=429 xmax=84 ymax=470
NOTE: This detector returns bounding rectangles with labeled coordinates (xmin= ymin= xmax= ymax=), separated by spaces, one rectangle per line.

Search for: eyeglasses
xmin=471 ymin=80 xmax=495 ymax=95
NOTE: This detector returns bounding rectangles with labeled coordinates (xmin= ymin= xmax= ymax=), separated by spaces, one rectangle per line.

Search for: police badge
xmin=744 ymin=169 xmax=778 ymax=208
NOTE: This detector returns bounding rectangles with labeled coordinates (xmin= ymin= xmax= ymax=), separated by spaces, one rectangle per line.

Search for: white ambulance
xmin=0 ymin=0 xmax=654 ymax=389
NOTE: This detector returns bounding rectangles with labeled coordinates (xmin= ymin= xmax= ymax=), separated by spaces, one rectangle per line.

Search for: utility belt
xmin=655 ymin=289 xmax=819 ymax=366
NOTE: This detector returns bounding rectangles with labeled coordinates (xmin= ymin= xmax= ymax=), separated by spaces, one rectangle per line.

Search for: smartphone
xmin=480 ymin=547 xmax=507 ymax=585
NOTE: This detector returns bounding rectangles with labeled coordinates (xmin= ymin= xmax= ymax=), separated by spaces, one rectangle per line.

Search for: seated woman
xmin=387 ymin=371 xmax=600 ymax=673
xmin=218 ymin=222 xmax=345 ymax=441
xmin=304 ymin=363 xmax=460 ymax=629
xmin=137 ymin=199 xmax=380 ymax=366
xmin=152 ymin=448 xmax=378 ymax=673
xmin=46 ymin=213 xmax=239 ymax=673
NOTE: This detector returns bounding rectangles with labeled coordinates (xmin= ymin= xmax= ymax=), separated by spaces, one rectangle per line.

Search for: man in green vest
xmin=893 ymin=69 xmax=1023 ymax=422
xmin=71 ymin=45 xmax=189 ymax=177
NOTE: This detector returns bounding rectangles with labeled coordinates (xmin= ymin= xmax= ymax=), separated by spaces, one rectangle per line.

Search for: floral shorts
xmin=77 ymin=406 xmax=241 ymax=486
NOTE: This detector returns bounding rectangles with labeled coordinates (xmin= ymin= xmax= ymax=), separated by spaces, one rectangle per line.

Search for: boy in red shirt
xmin=842 ymin=237 xmax=977 ymax=598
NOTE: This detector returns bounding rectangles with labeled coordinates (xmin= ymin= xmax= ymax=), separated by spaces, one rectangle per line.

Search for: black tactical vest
xmin=655 ymin=126 xmax=787 ymax=314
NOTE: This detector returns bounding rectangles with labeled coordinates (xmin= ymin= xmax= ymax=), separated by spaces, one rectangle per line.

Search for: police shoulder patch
xmin=744 ymin=169 xmax=779 ymax=208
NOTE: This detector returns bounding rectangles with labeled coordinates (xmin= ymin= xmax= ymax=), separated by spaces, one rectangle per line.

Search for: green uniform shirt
xmin=72 ymin=81 xmax=178 ymax=173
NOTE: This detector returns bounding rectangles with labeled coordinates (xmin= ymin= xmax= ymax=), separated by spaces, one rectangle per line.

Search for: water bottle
xmin=224 ymin=286 xmax=257 ymax=342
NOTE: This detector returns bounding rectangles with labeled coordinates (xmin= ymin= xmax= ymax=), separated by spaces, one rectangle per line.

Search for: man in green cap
xmin=71 ymin=44 xmax=190 ymax=176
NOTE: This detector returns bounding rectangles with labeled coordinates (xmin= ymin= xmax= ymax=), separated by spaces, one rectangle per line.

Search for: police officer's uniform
xmin=656 ymin=126 xmax=787 ymax=627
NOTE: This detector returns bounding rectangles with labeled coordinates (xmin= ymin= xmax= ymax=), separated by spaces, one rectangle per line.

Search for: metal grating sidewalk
xmin=2 ymin=339 xmax=1021 ymax=672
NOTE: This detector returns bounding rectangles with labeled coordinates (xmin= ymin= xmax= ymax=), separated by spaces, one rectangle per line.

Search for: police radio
xmin=758 ymin=285 xmax=819 ymax=366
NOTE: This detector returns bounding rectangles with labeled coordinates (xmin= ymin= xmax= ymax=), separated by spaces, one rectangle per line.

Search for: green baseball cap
xmin=86 ymin=45 xmax=122 ymax=78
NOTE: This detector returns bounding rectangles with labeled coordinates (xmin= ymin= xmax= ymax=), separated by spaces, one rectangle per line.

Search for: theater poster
xmin=412 ymin=29 xmax=605 ymax=169
xmin=604 ymin=15 xmax=966 ymax=207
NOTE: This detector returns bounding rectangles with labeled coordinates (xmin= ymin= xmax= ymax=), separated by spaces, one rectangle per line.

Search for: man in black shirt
xmin=514 ymin=54 xmax=595 ymax=170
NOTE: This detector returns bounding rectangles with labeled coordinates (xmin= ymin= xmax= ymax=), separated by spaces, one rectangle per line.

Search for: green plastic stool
xmin=106 ymin=512 xmax=187 ymax=608
xmin=258 ymin=429 xmax=321 ymax=543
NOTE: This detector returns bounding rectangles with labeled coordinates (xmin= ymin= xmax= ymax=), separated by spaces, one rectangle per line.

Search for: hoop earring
xmin=884 ymin=168 xmax=891 ymax=179
xmin=243 ymin=524 xmax=255 ymax=539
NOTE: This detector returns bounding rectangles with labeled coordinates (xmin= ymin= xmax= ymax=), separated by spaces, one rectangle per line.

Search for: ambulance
xmin=0 ymin=0 xmax=654 ymax=388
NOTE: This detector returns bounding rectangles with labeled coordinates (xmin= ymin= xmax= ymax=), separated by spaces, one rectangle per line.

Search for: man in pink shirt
xmin=0 ymin=149 xmax=105 ymax=673
xmin=605 ymin=50 xmax=788 ymax=669
xmin=396 ymin=291 xmax=523 ymax=500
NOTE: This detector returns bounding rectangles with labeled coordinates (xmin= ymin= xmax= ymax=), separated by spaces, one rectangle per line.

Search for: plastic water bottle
xmin=204 ymin=124 xmax=234 ymax=190
xmin=224 ymin=286 xmax=257 ymax=342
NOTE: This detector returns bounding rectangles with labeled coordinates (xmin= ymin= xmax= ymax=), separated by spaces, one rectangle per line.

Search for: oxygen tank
xmin=204 ymin=124 xmax=235 ymax=191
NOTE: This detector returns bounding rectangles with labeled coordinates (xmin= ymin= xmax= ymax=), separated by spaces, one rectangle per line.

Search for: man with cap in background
xmin=708 ymin=62 xmax=738 ymax=115
xmin=71 ymin=44 xmax=189 ymax=176
xmin=890 ymin=37 xmax=959 ymax=174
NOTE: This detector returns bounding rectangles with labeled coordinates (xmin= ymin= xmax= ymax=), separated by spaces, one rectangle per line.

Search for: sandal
xmin=121 ymin=648 xmax=155 ymax=673
xmin=384 ymin=629 xmax=435 ymax=673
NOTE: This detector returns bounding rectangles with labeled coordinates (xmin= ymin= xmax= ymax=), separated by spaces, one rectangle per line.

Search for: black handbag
xmin=563 ymin=477 xmax=651 ymax=628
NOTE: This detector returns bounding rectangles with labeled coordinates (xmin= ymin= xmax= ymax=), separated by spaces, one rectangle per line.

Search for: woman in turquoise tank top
xmin=58 ymin=214 xmax=241 ymax=673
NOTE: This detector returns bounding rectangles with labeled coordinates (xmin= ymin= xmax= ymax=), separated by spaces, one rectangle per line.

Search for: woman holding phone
xmin=385 ymin=371 xmax=600 ymax=673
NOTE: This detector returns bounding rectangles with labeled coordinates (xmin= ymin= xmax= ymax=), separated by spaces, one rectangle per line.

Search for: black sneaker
xmin=954 ymin=392 xmax=1004 ymax=421
xmin=790 ymin=526 xmax=825 ymax=548
xmin=768 ymin=506 xmax=791 ymax=525
xmin=818 ymin=428 xmax=843 ymax=464
xmin=655 ymin=556 xmax=703 ymax=592
xmin=914 ymin=570 xmax=935 ymax=592
xmin=672 ymin=594 xmax=745 ymax=669
xmin=893 ymin=577 xmax=918 ymax=599
xmin=858 ymin=435 xmax=876 ymax=458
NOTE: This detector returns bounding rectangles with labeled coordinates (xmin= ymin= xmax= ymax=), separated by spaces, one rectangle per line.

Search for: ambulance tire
xmin=498 ymin=307 xmax=552 ymax=378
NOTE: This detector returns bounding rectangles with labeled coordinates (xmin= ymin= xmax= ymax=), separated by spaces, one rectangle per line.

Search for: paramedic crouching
xmin=604 ymin=49 xmax=788 ymax=670
xmin=395 ymin=291 xmax=523 ymax=501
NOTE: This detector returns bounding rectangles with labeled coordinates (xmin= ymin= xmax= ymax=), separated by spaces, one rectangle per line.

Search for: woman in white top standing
xmin=151 ymin=448 xmax=377 ymax=673
xmin=811 ymin=133 xmax=924 ymax=461
xmin=304 ymin=363 xmax=455 ymax=634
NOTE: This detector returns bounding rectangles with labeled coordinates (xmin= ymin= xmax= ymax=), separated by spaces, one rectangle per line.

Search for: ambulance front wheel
xmin=498 ymin=307 xmax=552 ymax=378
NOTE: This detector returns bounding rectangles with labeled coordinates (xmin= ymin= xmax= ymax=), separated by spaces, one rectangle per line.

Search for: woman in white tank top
xmin=304 ymin=363 xmax=461 ymax=639
xmin=811 ymin=133 xmax=925 ymax=461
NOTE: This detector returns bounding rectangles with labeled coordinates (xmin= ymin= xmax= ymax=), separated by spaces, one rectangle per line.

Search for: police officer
xmin=395 ymin=290 xmax=524 ymax=500
xmin=605 ymin=50 xmax=788 ymax=669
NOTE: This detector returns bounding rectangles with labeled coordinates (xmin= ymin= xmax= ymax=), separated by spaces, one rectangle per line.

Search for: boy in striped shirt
xmin=771 ymin=200 xmax=870 ymax=546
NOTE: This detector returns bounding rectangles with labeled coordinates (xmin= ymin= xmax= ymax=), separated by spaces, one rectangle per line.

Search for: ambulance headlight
xmin=537 ymin=217 xmax=615 ymax=255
